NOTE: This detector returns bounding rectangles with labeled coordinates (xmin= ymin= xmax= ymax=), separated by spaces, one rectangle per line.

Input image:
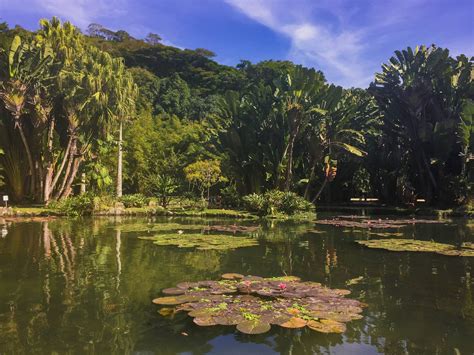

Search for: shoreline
xmin=1 ymin=204 xmax=472 ymax=219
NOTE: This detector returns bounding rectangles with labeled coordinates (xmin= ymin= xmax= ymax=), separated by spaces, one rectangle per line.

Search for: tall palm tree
xmin=0 ymin=35 xmax=53 ymax=198
xmin=274 ymin=66 xmax=326 ymax=191
xmin=369 ymin=45 xmax=473 ymax=203
xmin=108 ymin=60 xmax=138 ymax=198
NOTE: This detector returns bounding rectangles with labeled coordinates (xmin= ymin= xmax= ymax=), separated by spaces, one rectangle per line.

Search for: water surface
xmin=0 ymin=215 xmax=472 ymax=354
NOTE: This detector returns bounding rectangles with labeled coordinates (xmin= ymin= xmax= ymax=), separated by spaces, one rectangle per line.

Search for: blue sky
xmin=1 ymin=0 xmax=473 ymax=87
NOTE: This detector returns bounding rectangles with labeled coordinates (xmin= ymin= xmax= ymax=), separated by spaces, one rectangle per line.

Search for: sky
xmin=1 ymin=0 xmax=473 ymax=88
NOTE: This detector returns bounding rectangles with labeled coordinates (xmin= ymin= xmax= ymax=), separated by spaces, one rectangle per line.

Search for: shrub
xmin=119 ymin=193 xmax=148 ymax=208
xmin=48 ymin=194 xmax=94 ymax=216
xmin=242 ymin=193 xmax=265 ymax=213
xmin=220 ymin=184 xmax=242 ymax=208
xmin=243 ymin=190 xmax=314 ymax=216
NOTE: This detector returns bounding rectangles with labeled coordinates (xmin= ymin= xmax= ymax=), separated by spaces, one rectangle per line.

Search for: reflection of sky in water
xmin=0 ymin=216 xmax=472 ymax=354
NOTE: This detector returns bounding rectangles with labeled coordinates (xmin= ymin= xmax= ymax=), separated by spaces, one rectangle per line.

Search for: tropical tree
xmin=184 ymin=160 xmax=226 ymax=206
xmin=303 ymin=88 xmax=380 ymax=202
xmin=273 ymin=66 xmax=326 ymax=191
xmin=369 ymin=45 xmax=473 ymax=204
xmin=0 ymin=34 xmax=53 ymax=196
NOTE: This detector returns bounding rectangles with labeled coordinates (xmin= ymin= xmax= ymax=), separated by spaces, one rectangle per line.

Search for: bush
xmin=119 ymin=193 xmax=148 ymax=208
xmin=242 ymin=193 xmax=265 ymax=213
xmin=48 ymin=194 xmax=94 ymax=216
xmin=220 ymin=185 xmax=242 ymax=208
xmin=243 ymin=190 xmax=314 ymax=216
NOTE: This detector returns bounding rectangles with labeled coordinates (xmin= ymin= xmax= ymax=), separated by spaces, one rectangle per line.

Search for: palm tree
xmin=273 ymin=66 xmax=326 ymax=191
xmin=303 ymin=88 xmax=379 ymax=202
xmin=0 ymin=35 xmax=53 ymax=197
xmin=108 ymin=60 xmax=138 ymax=198
xmin=369 ymin=45 xmax=472 ymax=203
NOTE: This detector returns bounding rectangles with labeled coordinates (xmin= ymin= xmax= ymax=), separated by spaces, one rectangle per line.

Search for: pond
xmin=0 ymin=214 xmax=472 ymax=354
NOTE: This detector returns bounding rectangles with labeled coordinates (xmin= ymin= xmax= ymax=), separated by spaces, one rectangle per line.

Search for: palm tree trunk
xmin=284 ymin=136 xmax=296 ymax=192
xmin=60 ymin=156 xmax=83 ymax=199
xmin=116 ymin=120 xmax=123 ymax=198
xmin=43 ymin=117 xmax=56 ymax=203
xmin=15 ymin=119 xmax=35 ymax=196
xmin=50 ymin=134 xmax=73 ymax=194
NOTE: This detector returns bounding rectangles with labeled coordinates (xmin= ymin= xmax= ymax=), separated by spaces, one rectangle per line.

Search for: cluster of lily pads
xmin=153 ymin=274 xmax=365 ymax=334
xmin=139 ymin=233 xmax=259 ymax=250
xmin=315 ymin=217 xmax=445 ymax=230
xmin=203 ymin=225 xmax=260 ymax=234
xmin=357 ymin=239 xmax=474 ymax=257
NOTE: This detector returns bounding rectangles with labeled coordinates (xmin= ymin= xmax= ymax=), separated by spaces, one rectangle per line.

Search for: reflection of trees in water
xmin=0 ymin=219 xmax=228 ymax=353
xmin=0 ymin=218 xmax=472 ymax=354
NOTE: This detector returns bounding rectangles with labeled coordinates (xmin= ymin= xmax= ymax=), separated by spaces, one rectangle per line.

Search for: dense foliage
xmin=0 ymin=19 xmax=472 ymax=209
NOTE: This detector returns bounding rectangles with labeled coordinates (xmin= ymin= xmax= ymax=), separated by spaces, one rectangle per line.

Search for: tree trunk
xmin=304 ymin=160 xmax=318 ymax=200
xmin=80 ymin=173 xmax=86 ymax=194
xmin=55 ymin=137 xmax=77 ymax=200
xmin=50 ymin=134 xmax=73 ymax=195
xmin=60 ymin=156 xmax=83 ymax=199
xmin=312 ymin=178 xmax=328 ymax=204
xmin=15 ymin=119 xmax=35 ymax=197
xmin=284 ymin=135 xmax=296 ymax=192
xmin=116 ymin=120 xmax=123 ymax=198
xmin=43 ymin=117 xmax=56 ymax=204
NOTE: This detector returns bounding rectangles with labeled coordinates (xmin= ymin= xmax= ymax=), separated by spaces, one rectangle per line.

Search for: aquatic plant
xmin=152 ymin=274 xmax=365 ymax=334
xmin=315 ymin=217 xmax=446 ymax=230
xmin=139 ymin=233 xmax=258 ymax=250
xmin=357 ymin=239 xmax=474 ymax=257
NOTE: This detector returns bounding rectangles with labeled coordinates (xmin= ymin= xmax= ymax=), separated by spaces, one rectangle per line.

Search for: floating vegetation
xmin=345 ymin=276 xmax=364 ymax=286
xmin=367 ymin=232 xmax=404 ymax=237
xmin=116 ymin=223 xmax=205 ymax=233
xmin=203 ymin=225 xmax=260 ymax=234
xmin=139 ymin=233 xmax=258 ymax=250
xmin=357 ymin=239 xmax=474 ymax=257
xmin=152 ymin=274 xmax=365 ymax=335
xmin=315 ymin=217 xmax=445 ymax=230
xmin=306 ymin=229 xmax=327 ymax=234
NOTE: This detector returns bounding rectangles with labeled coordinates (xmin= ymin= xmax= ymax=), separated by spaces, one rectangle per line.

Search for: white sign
xmin=2 ymin=195 xmax=8 ymax=202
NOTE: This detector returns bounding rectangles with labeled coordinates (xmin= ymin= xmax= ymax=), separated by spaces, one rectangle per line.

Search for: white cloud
xmin=224 ymin=0 xmax=432 ymax=87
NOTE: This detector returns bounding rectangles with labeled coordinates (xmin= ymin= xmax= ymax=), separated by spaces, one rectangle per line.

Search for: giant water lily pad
xmin=139 ymin=233 xmax=258 ymax=250
xmin=152 ymin=274 xmax=365 ymax=335
xmin=357 ymin=239 xmax=474 ymax=257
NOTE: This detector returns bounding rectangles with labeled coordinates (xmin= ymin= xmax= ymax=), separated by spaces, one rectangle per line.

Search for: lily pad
xmin=357 ymin=239 xmax=474 ymax=257
xmin=162 ymin=287 xmax=186 ymax=295
xmin=193 ymin=317 xmax=217 ymax=326
xmin=236 ymin=320 xmax=272 ymax=334
xmin=315 ymin=217 xmax=446 ymax=230
xmin=280 ymin=317 xmax=307 ymax=328
xmin=204 ymin=225 xmax=260 ymax=234
xmin=139 ymin=233 xmax=258 ymax=250
xmin=152 ymin=274 xmax=365 ymax=335
xmin=152 ymin=295 xmax=194 ymax=305
xmin=307 ymin=319 xmax=346 ymax=333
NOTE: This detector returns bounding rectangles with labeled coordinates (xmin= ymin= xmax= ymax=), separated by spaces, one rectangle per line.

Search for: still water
xmin=0 ymin=215 xmax=472 ymax=354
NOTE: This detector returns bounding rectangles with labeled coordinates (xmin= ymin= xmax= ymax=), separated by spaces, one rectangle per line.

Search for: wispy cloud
xmin=0 ymin=0 xmax=128 ymax=28
xmin=224 ymin=0 xmax=445 ymax=88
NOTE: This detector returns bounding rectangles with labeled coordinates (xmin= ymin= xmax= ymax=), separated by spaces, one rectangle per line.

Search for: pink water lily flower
xmin=278 ymin=283 xmax=287 ymax=290
xmin=243 ymin=280 xmax=251 ymax=287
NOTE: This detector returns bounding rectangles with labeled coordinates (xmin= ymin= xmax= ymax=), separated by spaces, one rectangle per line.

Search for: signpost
xmin=3 ymin=195 xmax=8 ymax=208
